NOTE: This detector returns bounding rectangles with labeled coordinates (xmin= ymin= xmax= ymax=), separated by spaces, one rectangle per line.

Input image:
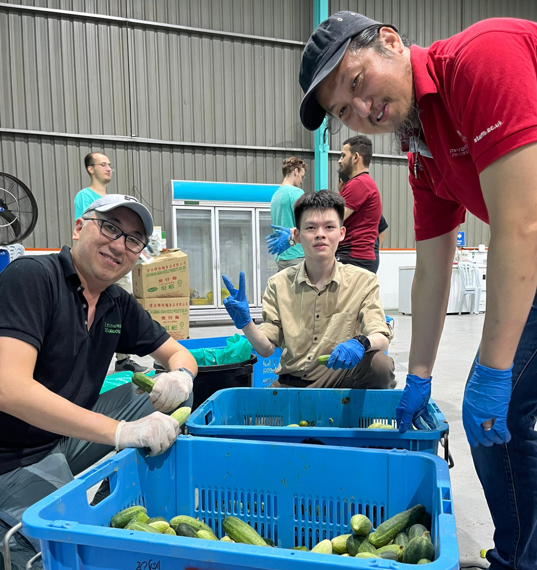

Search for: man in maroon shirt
xmin=299 ymin=12 xmax=537 ymax=570
xmin=336 ymin=135 xmax=382 ymax=273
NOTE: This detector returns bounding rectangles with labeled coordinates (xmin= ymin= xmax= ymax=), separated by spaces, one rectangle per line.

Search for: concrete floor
xmin=123 ymin=312 xmax=491 ymax=568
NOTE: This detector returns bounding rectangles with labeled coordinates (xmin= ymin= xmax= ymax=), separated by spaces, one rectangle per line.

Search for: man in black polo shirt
xmin=0 ymin=194 xmax=197 ymax=570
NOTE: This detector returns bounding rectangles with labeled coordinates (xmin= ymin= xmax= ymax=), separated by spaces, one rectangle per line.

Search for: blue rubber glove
xmin=221 ymin=271 xmax=252 ymax=329
xmin=462 ymin=360 xmax=513 ymax=447
xmin=327 ymin=339 xmax=365 ymax=370
xmin=265 ymin=225 xmax=292 ymax=255
xmin=396 ymin=374 xmax=436 ymax=433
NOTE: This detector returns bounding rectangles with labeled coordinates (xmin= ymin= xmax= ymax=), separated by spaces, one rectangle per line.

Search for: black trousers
xmin=336 ymin=253 xmax=379 ymax=274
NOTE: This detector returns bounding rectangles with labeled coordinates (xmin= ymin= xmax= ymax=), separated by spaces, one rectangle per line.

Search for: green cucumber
xmin=197 ymin=529 xmax=218 ymax=541
xmin=418 ymin=560 xmax=432 ymax=565
xmin=222 ymin=516 xmax=267 ymax=547
xmin=403 ymin=534 xmax=435 ymax=564
xmin=376 ymin=544 xmax=404 ymax=562
xmin=318 ymin=355 xmax=330 ymax=365
xmin=164 ymin=527 xmax=176 ymax=536
xmin=299 ymin=420 xmax=309 ymax=427
xmin=175 ymin=523 xmax=198 ymax=538
xmin=346 ymin=535 xmax=367 ymax=556
xmin=171 ymin=406 xmax=191 ymax=427
xmin=132 ymin=372 xmax=155 ymax=393
xmin=350 ymin=514 xmax=372 ymax=536
xmin=170 ymin=515 xmax=213 ymax=534
xmin=220 ymin=536 xmax=235 ymax=543
xmin=369 ymin=504 xmax=426 ymax=547
xmin=357 ymin=539 xmax=377 ymax=554
xmin=110 ymin=506 xmax=147 ymax=528
xmin=125 ymin=521 xmax=161 ymax=533
xmin=264 ymin=537 xmax=275 ymax=547
xmin=147 ymin=517 xmax=167 ymax=524
xmin=394 ymin=531 xmax=409 ymax=547
xmin=331 ymin=534 xmax=351 ymax=554
xmin=355 ymin=552 xmax=381 ymax=559
xmin=311 ymin=539 xmax=332 ymax=554
xmin=416 ymin=510 xmax=432 ymax=530
xmin=149 ymin=521 xmax=171 ymax=533
xmin=408 ymin=523 xmax=429 ymax=541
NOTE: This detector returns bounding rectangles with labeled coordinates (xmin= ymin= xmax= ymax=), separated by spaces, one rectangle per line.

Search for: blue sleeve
xmin=74 ymin=191 xmax=96 ymax=221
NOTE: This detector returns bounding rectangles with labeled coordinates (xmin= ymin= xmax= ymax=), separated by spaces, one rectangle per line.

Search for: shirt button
xmin=77 ymin=286 xmax=81 ymax=291
xmin=316 ymin=314 xmax=319 ymax=319
xmin=82 ymin=304 xmax=87 ymax=309
xmin=307 ymin=356 xmax=311 ymax=360
xmin=84 ymin=320 xmax=88 ymax=325
xmin=314 ymin=337 xmax=318 ymax=341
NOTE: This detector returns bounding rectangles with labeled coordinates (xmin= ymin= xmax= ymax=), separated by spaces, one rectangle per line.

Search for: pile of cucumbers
xmin=323 ymin=504 xmax=436 ymax=564
xmin=110 ymin=503 xmax=434 ymax=564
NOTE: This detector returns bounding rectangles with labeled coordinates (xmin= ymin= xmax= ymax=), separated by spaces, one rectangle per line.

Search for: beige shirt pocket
xmin=321 ymin=312 xmax=355 ymax=346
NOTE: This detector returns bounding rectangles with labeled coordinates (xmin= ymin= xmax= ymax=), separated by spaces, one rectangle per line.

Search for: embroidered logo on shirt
xmin=474 ymin=121 xmax=502 ymax=143
xmin=104 ymin=322 xmax=122 ymax=334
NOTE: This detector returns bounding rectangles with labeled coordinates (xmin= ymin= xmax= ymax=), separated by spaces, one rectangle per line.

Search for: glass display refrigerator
xmin=164 ymin=181 xmax=280 ymax=323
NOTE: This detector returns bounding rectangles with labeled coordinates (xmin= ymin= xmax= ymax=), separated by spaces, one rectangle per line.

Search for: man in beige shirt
xmin=222 ymin=190 xmax=395 ymax=389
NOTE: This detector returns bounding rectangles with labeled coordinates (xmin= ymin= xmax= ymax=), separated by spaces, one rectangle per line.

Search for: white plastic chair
xmin=458 ymin=262 xmax=482 ymax=315
xmin=6 ymin=244 xmax=25 ymax=262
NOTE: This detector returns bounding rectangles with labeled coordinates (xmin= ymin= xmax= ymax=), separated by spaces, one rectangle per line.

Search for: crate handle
xmin=204 ymin=409 xmax=214 ymax=425
xmin=441 ymin=433 xmax=455 ymax=468
xmin=76 ymin=457 xmax=119 ymax=489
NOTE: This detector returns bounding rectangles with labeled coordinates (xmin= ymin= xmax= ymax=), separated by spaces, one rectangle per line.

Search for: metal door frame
xmin=172 ymin=205 xmax=217 ymax=309
xmin=255 ymin=207 xmax=273 ymax=305
xmin=215 ymin=207 xmax=257 ymax=307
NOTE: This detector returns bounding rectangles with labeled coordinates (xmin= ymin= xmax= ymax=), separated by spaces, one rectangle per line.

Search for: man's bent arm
xmin=152 ymin=337 xmax=198 ymax=376
xmin=0 ymin=337 xmax=118 ymax=445
xmin=408 ymin=229 xmax=458 ymax=378
xmin=368 ymin=332 xmax=389 ymax=354
xmin=479 ymin=143 xmax=537 ymax=369
xmin=242 ymin=322 xmax=275 ymax=358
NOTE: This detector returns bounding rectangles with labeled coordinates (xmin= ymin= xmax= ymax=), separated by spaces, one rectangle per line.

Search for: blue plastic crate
xmin=187 ymin=388 xmax=450 ymax=458
xmin=178 ymin=336 xmax=282 ymax=387
xmin=23 ymin=437 xmax=458 ymax=570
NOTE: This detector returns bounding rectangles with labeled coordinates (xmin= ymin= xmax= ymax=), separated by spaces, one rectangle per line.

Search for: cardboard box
xmin=132 ymin=249 xmax=189 ymax=299
xmin=138 ymin=297 xmax=189 ymax=340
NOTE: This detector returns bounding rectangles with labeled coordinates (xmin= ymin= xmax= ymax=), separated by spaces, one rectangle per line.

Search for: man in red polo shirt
xmin=299 ymin=12 xmax=537 ymax=570
xmin=336 ymin=135 xmax=382 ymax=273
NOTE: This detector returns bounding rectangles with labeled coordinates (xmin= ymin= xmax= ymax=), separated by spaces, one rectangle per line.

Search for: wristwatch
xmin=175 ymin=367 xmax=195 ymax=381
xmin=288 ymin=234 xmax=296 ymax=247
xmin=353 ymin=334 xmax=371 ymax=352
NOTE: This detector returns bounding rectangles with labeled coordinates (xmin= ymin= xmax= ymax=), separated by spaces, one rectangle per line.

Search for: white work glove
xmin=115 ymin=412 xmax=179 ymax=456
xmin=149 ymin=370 xmax=193 ymax=413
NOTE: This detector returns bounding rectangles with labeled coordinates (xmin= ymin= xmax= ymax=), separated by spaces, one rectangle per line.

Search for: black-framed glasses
xmin=83 ymin=217 xmax=147 ymax=253
xmin=92 ymin=162 xmax=115 ymax=171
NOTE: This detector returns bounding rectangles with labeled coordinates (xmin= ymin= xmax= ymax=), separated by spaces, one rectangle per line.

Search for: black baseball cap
xmin=299 ymin=11 xmax=397 ymax=131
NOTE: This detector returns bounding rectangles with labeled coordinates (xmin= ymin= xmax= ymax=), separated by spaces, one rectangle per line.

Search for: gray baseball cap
xmin=299 ymin=11 xmax=397 ymax=131
xmin=83 ymin=194 xmax=154 ymax=237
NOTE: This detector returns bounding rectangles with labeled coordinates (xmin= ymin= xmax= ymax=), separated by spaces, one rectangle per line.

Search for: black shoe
xmin=153 ymin=361 xmax=166 ymax=373
xmin=115 ymin=357 xmax=149 ymax=374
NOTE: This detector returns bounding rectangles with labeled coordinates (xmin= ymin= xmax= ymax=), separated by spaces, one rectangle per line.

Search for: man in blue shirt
xmin=268 ymin=157 xmax=307 ymax=271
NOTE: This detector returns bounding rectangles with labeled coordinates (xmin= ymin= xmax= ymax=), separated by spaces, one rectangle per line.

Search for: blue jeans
xmin=470 ymin=293 xmax=537 ymax=570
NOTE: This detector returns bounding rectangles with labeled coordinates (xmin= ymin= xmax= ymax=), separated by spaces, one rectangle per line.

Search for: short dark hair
xmin=84 ymin=152 xmax=100 ymax=174
xmin=282 ymin=156 xmax=308 ymax=177
xmin=343 ymin=135 xmax=373 ymax=167
xmin=294 ymin=190 xmax=345 ymax=229
xmin=349 ymin=24 xmax=413 ymax=53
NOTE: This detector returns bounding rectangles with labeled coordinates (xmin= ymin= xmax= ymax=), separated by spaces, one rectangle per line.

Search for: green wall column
xmin=313 ymin=0 xmax=329 ymax=191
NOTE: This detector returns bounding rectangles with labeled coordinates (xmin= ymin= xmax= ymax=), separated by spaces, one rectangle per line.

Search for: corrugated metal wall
xmin=0 ymin=0 xmax=535 ymax=247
